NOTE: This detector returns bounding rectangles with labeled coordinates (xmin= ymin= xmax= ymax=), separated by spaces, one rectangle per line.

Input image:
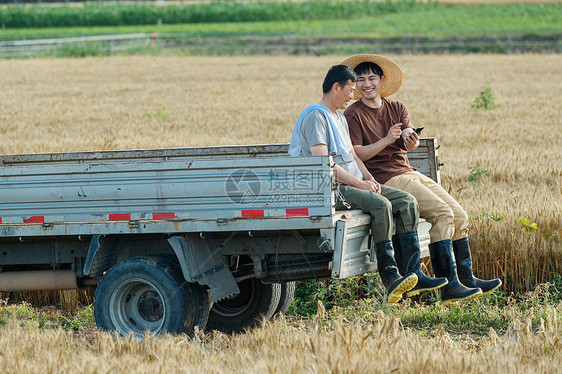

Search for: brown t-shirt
xmin=344 ymin=98 xmax=415 ymax=184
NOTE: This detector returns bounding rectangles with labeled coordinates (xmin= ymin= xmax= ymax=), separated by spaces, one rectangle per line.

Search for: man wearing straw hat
xmin=289 ymin=64 xmax=450 ymax=304
xmin=341 ymin=54 xmax=502 ymax=306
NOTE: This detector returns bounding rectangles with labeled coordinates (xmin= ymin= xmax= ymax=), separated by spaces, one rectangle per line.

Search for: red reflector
xmin=286 ymin=208 xmax=309 ymax=217
xmin=152 ymin=212 xmax=175 ymax=220
xmin=0 ymin=217 xmax=2 ymax=224
xmin=23 ymin=216 xmax=45 ymax=224
xmin=242 ymin=210 xmax=264 ymax=217
xmin=109 ymin=213 xmax=131 ymax=221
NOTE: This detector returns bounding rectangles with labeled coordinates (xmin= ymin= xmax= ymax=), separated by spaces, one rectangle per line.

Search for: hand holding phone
xmin=405 ymin=126 xmax=422 ymax=149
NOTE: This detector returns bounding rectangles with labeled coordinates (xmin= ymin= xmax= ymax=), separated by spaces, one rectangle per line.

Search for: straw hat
xmin=340 ymin=54 xmax=403 ymax=99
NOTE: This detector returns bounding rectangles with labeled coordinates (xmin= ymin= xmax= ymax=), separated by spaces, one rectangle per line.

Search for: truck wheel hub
xmin=137 ymin=291 xmax=163 ymax=322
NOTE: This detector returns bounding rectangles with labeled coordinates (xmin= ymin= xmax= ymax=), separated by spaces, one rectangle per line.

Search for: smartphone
xmin=414 ymin=126 xmax=425 ymax=134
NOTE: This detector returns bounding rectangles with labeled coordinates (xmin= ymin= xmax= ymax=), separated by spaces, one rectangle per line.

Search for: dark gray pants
xmin=337 ymin=184 xmax=419 ymax=243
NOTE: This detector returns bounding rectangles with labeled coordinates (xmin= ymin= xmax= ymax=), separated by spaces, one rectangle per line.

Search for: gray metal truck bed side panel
xmin=0 ymin=146 xmax=336 ymax=238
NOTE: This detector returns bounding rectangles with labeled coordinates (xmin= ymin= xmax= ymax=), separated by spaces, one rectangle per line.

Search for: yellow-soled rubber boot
xmin=375 ymin=240 xmax=418 ymax=304
xmin=393 ymin=232 xmax=448 ymax=298
xmin=453 ymin=237 xmax=502 ymax=295
xmin=429 ymin=239 xmax=482 ymax=306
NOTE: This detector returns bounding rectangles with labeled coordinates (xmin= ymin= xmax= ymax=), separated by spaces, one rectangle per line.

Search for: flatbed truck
xmin=0 ymin=139 xmax=440 ymax=336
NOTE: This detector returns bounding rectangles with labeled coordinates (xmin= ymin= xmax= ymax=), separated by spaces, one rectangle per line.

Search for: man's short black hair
xmin=322 ymin=65 xmax=357 ymax=94
xmin=354 ymin=62 xmax=384 ymax=77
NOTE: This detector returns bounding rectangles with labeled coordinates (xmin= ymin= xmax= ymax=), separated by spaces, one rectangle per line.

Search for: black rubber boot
xmin=429 ymin=239 xmax=482 ymax=306
xmin=453 ymin=237 xmax=502 ymax=295
xmin=393 ymin=231 xmax=448 ymax=297
xmin=375 ymin=240 xmax=418 ymax=304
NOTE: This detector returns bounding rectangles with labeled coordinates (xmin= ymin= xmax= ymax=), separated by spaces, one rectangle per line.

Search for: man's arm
xmin=399 ymin=102 xmax=419 ymax=151
xmin=310 ymin=144 xmax=380 ymax=193
xmin=350 ymin=146 xmax=381 ymax=193
xmin=353 ymin=124 xmax=402 ymax=161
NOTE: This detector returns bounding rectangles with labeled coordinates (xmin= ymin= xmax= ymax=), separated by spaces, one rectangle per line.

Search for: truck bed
xmin=0 ymin=140 xmax=439 ymax=239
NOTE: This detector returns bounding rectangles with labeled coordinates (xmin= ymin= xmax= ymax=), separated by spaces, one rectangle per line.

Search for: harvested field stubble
xmin=0 ymin=54 xmax=560 ymax=292
xmin=0 ymin=312 xmax=561 ymax=373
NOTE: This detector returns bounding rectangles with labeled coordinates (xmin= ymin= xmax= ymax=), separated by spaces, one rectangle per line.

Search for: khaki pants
xmin=337 ymin=184 xmax=419 ymax=243
xmin=385 ymin=171 xmax=468 ymax=243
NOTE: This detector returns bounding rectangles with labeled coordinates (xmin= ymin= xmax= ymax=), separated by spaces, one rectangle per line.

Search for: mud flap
xmin=84 ymin=235 xmax=124 ymax=277
xmin=168 ymin=235 xmax=240 ymax=302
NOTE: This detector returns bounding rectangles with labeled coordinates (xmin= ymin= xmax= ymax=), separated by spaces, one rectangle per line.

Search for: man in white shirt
xmin=289 ymin=65 xmax=448 ymax=303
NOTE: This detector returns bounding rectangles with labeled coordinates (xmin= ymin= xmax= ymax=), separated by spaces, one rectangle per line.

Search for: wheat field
xmin=1 ymin=307 xmax=561 ymax=373
xmin=0 ymin=54 xmax=561 ymax=373
xmin=0 ymin=54 xmax=560 ymax=291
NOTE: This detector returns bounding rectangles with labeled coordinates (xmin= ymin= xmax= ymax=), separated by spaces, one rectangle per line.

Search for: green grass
xmin=327 ymin=291 xmax=562 ymax=338
xmin=288 ymin=274 xmax=562 ymax=337
xmin=0 ymin=4 xmax=559 ymax=42
xmin=0 ymin=301 xmax=37 ymax=320
xmin=0 ymin=301 xmax=95 ymax=331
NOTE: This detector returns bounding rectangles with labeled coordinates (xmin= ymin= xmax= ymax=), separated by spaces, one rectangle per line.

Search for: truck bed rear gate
xmin=331 ymin=214 xmax=376 ymax=279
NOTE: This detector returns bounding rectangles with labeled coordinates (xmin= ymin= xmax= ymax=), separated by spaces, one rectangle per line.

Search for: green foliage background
xmin=0 ymin=1 xmax=559 ymax=32
xmin=1 ymin=0 xmax=429 ymax=28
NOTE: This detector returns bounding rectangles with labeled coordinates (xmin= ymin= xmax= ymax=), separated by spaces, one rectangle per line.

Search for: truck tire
xmin=94 ymin=257 xmax=190 ymax=337
xmin=151 ymin=256 xmax=211 ymax=336
xmin=181 ymin=280 xmax=211 ymax=336
xmin=274 ymin=281 xmax=296 ymax=316
xmin=206 ymin=278 xmax=281 ymax=333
